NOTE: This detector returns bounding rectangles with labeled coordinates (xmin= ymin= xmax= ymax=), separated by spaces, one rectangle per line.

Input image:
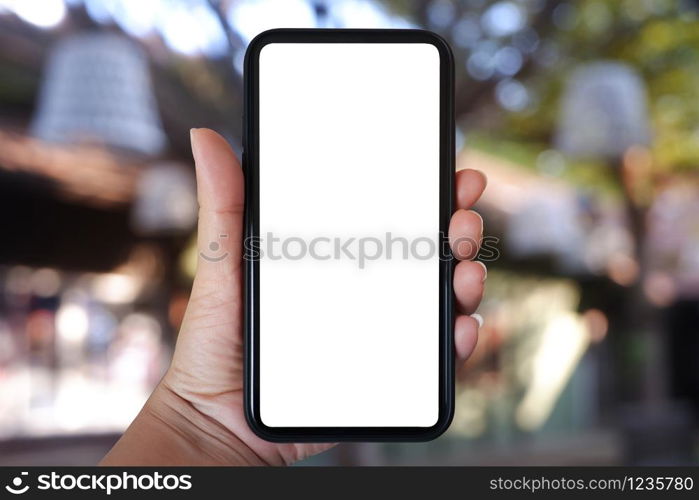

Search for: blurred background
xmin=0 ymin=0 xmax=698 ymax=466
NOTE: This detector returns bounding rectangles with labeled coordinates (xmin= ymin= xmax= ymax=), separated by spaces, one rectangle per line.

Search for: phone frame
xmin=243 ymin=28 xmax=455 ymax=442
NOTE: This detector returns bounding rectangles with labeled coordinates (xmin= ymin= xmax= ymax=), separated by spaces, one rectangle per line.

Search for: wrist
xmin=101 ymin=383 xmax=267 ymax=466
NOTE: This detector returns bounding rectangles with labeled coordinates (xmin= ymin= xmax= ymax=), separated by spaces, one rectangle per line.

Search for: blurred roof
xmin=0 ymin=130 xmax=140 ymax=208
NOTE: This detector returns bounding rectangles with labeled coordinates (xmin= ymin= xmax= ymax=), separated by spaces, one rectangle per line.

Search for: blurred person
xmin=101 ymin=129 xmax=487 ymax=465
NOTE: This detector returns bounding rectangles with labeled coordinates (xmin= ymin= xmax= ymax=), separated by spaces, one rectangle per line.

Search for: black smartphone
xmin=243 ymin=29 xmax=454 ymax=441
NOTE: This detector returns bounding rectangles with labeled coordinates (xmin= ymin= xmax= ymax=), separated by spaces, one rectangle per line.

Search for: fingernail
xmin=476 ymin=169 xmax=488 ymax=189
xmin=476 ymin=211 xmax=484 ymax=233
xmin=190 ymin=128 xmax=201 ymax=162
xmin=471 ymin=313 xmax=484 ymax=328
xmin=475 ymin=261 xmax=487 ymax=282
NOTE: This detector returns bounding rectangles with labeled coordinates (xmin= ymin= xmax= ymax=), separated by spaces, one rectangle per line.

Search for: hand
xmin=101 ymin=128 xmax=487 ymax=466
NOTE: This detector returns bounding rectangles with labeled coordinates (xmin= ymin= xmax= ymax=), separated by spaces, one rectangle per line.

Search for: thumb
xmin=189 ymin=128 xmax=245 ymax=289
xmin=166 ymin=128 xmax=245 ymax=395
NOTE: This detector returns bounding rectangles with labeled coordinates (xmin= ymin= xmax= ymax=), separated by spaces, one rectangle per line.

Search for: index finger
xmin=456 ymin=169 xmax=487 ymax=209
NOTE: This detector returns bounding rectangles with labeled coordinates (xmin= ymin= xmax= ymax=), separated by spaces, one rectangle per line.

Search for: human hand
xmin=101 ymin=128 xmax=487 ymax=466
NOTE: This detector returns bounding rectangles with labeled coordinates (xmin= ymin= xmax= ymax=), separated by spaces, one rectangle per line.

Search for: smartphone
xmin=243 ymin=29 xmax=454 ymax=441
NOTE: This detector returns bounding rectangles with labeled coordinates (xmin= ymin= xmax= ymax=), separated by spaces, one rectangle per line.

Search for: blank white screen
xmin=259 ymin=43 xmax=440 ymax=427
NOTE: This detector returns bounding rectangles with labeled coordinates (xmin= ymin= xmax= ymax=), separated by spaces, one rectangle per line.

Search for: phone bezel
xmin=243 ymin=28 xmax=455 ymax=442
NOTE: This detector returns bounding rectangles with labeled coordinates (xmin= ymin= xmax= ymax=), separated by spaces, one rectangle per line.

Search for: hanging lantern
xmin=555 ymin=61 xmax=650 ymax=158
xmin=31 ymin=32 xmax=167 ymax=156
xmin=131 ymin=162 xmax=197 ymax=235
